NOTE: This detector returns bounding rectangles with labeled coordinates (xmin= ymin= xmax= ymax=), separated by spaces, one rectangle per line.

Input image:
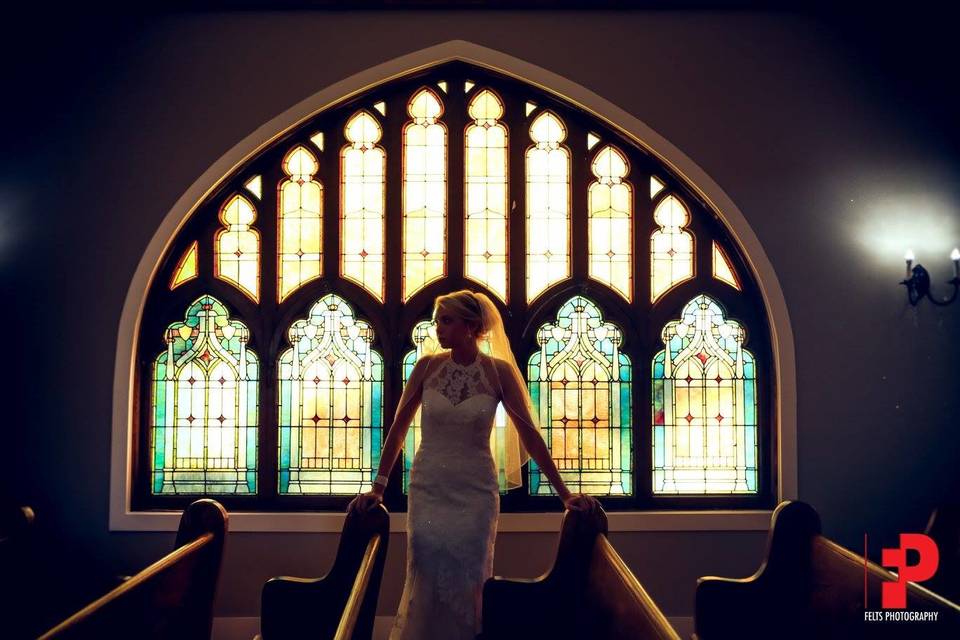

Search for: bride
xmin=347 ymin=289 xmax=600 ymax=639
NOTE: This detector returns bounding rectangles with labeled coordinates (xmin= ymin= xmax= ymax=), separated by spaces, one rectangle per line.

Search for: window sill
xmin=110 ymin=509 xmax=773 ymax=532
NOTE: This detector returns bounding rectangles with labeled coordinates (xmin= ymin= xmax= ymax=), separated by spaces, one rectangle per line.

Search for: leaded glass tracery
xmin=528 ymin=296 xmax=632 ymax=496
xmin=278 ymin=294 xmax=384 ymax=495
xmin=139 ymin=61 xmax=772 ymax=512
xmin=652 ymin=295 xmax=757 ymax=494
xmin=151 ymin=295 xmax=258 ymax=495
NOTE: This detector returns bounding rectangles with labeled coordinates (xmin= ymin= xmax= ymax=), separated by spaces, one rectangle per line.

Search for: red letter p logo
xmin=881 ymin=533 xmax=939 ymax=608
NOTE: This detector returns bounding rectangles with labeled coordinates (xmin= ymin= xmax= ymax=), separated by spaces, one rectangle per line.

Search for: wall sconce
xmin=901 ymin=248 xmax=960 ymax=306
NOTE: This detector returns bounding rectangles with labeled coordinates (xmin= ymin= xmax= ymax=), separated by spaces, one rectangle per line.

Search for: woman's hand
xmin=346 ymin=489 xmax=384 ymax=514
xmin=562 ymin=492 xmax=601 ymax=514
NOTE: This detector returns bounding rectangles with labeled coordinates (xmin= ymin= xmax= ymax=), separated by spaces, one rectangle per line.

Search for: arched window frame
xmin=112 ymin=43 xmax=795 ymax=532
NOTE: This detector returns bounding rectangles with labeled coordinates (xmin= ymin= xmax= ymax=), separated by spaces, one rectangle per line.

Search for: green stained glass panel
xmin=151 ymin=295 xmax=258 ymax=495
xmin=652 ymin=294 xmax=758 ymax=494
xmin=527 ymin=295 xmax=632 ymax=496
xmin=278 ymin=294 xmax=384 ymax=495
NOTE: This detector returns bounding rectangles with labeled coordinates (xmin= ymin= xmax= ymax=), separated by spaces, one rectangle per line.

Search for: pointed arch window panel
xmin=341 ymin=111 xmax=386 ymax=302
xmin=588 ymin=145 xmax=633 ymax=302
xmin=403 ymin=88 xmax=447 ymax=301
xmin=151 ymin=295 xmax=258 ymax=495
xmin=278 ymin=294 xmax=384 ymax=495
xmin=464 ymin=88 xmax=508 ymax=302
xmin=134 ymin=61 xmax=774 ymax=513
xmin=215 ymin=194 xmax=261 ymax=302
xmin=278 ymin=145 xmax=323 ymax=302
xmin=650 ymin=194 xmax=693 ymax=303
xmin=528 ymin=296 xmax=632 ymax=497
xmin=652 ymin=295 xmax=758 ymax=495
xmin=526 ymin=112 xmax=571 ymax=302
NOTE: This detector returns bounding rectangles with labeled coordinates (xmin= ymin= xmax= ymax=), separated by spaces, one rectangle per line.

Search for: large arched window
xmin=134 ymin=61 xmax=775 ymax=513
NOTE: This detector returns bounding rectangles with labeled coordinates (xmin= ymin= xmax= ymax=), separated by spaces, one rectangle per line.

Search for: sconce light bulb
xmin=904 ymin=249 xmax=915 ymax=262
xmin=951 ymin=248 xmax=960 ymax=261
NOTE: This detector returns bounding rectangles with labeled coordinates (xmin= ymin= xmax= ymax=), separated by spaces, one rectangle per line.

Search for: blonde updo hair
xmin=433 ymin=289 xmax=490 ymax=341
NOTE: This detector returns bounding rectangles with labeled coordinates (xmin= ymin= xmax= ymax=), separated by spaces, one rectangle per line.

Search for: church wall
xmin=4 ymin=9 xmax=958 ymax=619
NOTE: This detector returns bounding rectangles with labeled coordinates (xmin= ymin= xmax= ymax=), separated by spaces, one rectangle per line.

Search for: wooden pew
xmin=259 ymin=503 xmax=390 ymax=640
xmin=694 ymin=500 xmax=960 ymax=640
xmin=38 ymin=499 xmax=228 ymax=640
xmin=479 ymin=508 xmax=680 ymax=640
xmin=924 ymin=503 xmax=960 ymax=604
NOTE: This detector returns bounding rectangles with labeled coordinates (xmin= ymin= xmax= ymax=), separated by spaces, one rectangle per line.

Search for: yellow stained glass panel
xmin=465 ymin=89 xmax=508 ymax=302
xmin=650 ymin=195 xmax=693 ymax=302
xmin=587 ymin=133 xmax=600 ymax=150
xmin=310 ymin=131 xmax=324 ymax=151
xmin=278 ymin=145 xmax=323 ymax=302
xmin=403 ymin=88 xmax=447 ymax=301
xmin=170 ymin=241 xmax=198 ymax=290
xmin=526 ymin=112 xmax=570 ymax=302
xmin=588 ymin=146 xmax=632 ymax=301
xmin=713 ymin=242 xmax=741 ymax=290
xmin=437 ymin=81 xmax=447 ymax=93
xmin=465 ymin=80 xmax=475 ymax=93
xmin=525 ymin=102 xmax=537 ymax=117
xmin=215 ymin=194 xmax=260 ymax=302
xmin=341 ymin=111 xmax=385 ymax=301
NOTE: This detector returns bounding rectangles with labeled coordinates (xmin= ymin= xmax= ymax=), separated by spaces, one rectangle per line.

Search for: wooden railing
xmin=259 ymin=503 xmax=390 ymax=640
xmin=37 ymin=499 xmax=228 ymax=640
xmin=479 ymin=508 xmax=680 ymax=640
xmin=695 ymin=500 xmax=960 ymax=640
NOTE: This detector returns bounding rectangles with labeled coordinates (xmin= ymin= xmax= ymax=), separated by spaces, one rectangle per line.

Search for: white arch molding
xmin=110 ymin=40 xmax=797 ymax=532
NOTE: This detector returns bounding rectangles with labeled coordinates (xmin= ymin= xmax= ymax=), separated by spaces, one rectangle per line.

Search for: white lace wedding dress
xmin=388 ymin=351 xmax=501 ymax=639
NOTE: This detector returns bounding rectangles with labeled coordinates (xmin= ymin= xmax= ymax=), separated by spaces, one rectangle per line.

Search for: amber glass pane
xmin=650 ymin=195 xmax=693 ymax=302
xmin=310 ymin=132 xmax=324 ymax=151
xmin=403 ymin=88 xmax=447 ymax=301
xmin=341 ymin=111 xmax=385 ymax=301
xmin=526 ymin=112 xmax=570 ymax=302
xmin=588 ymin=146 xmax=632 ymax=302
xmin=650 ymin=176 xmax=665 ymax=199
xmin=465 ymin=89 xmax=508 ymax=302
xmin=713 ymin=242 xmax=741 ymax=290
xmin=215 ymin=194 xmax=260 ymax=302
xmin=170 ymin=241 xmax=198 ymax=290
xmin=278 ymin=146 xmax=323 ymax=302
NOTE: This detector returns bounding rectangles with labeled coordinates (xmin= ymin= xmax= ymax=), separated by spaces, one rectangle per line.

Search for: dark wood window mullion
xmin=258 ymin=158 xmax=284 ymax=507
xmin=569 ymin=118 xmax=589 ymax=282
xmin=384 ymin=93 xmax=405 ymax=509
xmin=446 ymin=84 xmax=466 ymax=284
xmin=635 ymin=166 xmax=657 ymax=506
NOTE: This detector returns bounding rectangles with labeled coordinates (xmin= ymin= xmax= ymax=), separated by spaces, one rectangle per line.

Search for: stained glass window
xmin=652 ymin=295 xmax=757 ymax=494
xmin=403 ymin=88 xmax=447 ymax=301
xmin=526 ymin=112 xmax=570 ymax=302
xmin=713 ymin=242 xmax=741 ymax=290
xmin=588 ymin=145 xmax=632 ymax=302
xmin=465 ymin=89 xmax=508 ymax=302
xmin=341 ymin=111 xmax=386 ymax=301
xmin=278 ymin=145 xmax=323 ymax=302
xmin=170 ymin=241 xmax=198 ymax=290
xmin=528 ymin=296 xmax=632 ymax=496
xmin=138 ymin=62 xmax=772 ymax=512
xmin=278 ymin=294 xmax=384 ymax=495
xmin=215 ymin=194 xmax=261 ymax=302
xmin=651 ymin=194 xmax=693 ymax=302
xmin=151 ymin=295 xmax=258 ymax=495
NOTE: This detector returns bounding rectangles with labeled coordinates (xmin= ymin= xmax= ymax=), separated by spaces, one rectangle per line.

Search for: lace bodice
xmin=423 ymin=353 xmax=498 ymax=406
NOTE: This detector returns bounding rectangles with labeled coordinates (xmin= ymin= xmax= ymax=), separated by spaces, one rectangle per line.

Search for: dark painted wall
xmin=4 ymin=8 xmax=958 ymax=619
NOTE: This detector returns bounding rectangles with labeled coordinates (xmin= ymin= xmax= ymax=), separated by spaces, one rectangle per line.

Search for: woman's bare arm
xmin=368 ymin=354 xmax=434 ymax=496
xmin=495 ymin=359 xmax=573 ymax=502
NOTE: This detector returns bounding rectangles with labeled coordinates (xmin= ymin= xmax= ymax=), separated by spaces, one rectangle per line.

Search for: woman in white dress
xmin=347 ymin=289 xmax=600 ymax=639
